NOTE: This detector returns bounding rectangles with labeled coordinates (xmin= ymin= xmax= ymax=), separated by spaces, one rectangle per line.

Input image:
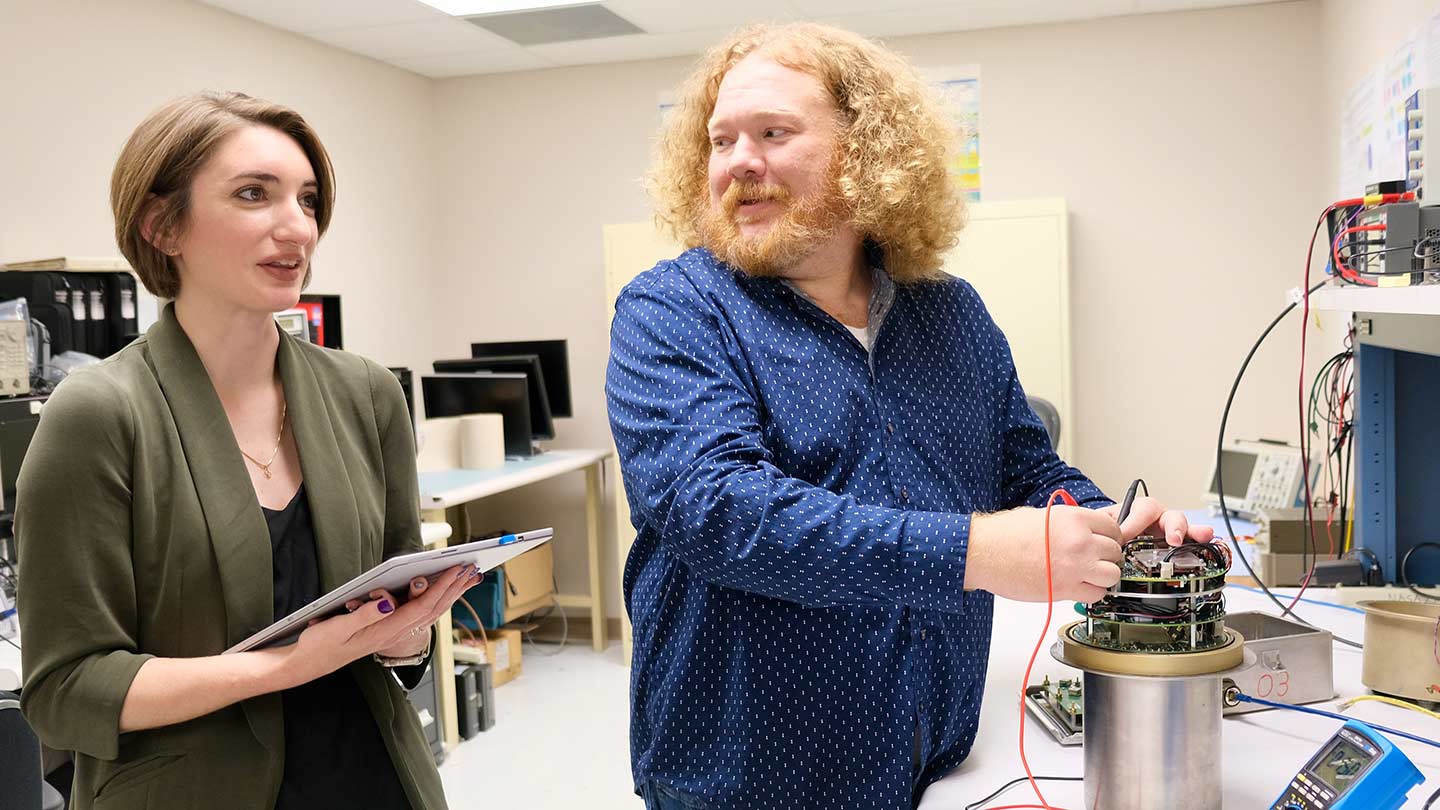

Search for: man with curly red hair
xmin=607 ymin=22 xmax=1209 ymax=810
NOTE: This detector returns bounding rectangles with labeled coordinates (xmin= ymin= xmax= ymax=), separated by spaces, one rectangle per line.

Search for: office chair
xmin=1 ymin=691 xmax=65 ymax=810
xmin=1026 ymin=396 xmax=1061 ymax=451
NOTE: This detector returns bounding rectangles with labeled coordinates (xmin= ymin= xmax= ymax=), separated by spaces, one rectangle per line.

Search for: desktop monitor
xmin=471 ymin=340 xmax=571 ymax=418
xmin=421 ymin=373 xmax=533 ymax=458
xmin=386 ymin=367 xmax=416 ymax=438
xmin=433 ymin=356 xmax=554 ymax=442
xmin=0 ymin=396 xmax=43 ymax=515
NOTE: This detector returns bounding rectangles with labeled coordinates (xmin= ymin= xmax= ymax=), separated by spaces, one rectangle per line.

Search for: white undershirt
xmin=845 ymin=323 xmax=870 ymax=350
xmin=779 ymin=278 xmax=873 ymax=350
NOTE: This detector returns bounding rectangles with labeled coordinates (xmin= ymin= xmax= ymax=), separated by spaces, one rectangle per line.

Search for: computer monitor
xmin=0 ymin=396 xmax=43 ymax=514
xmin=471 ymin=340 xmax=571 ymax=418
xmin=386 ymin=367 xmax=416 ymax=438
xmin=433 ymin=356 xmax=554 ymax=442
xmin=421 ymin=373 xmax=533 ymax=458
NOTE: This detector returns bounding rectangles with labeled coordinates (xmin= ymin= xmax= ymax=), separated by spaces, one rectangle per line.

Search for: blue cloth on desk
xmin=606 ymin=248 xmax=1110 ymax=810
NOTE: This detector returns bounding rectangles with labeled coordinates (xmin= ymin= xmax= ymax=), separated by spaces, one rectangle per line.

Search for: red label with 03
xmin=1257 ymin=670 xmax=1291 ymax=698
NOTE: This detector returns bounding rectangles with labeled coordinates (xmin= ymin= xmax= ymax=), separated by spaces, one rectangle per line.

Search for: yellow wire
xmin=1339 ymin=694 xmax=1440 ymax=722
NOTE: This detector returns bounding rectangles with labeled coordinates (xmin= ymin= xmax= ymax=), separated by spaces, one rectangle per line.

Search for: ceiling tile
xmin=789 ymin=0 xmax=965 ymax=16
xmin=310 ymin=18 xmax=515 ymax=60
xmin=814 ymin=0 xmax=1139 ymax=40
xmin=391 ymin=47 xmax=556 ymax=77
xmin=600 ymin=0 xmax=805 ymax=34
xmin=197 ymin=0 xmax=446 ymax=34
xmin=1133 ymin=0 xmax=1276 ymax=12
xmin=529 ymin=28 xmax=727 ymax=66
xmin=795 ymin=0 xmax=1142 ymax=25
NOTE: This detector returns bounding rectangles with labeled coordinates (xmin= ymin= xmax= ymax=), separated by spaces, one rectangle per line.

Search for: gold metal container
xmin=1358 ymin=600 xmax=1440 ymax=703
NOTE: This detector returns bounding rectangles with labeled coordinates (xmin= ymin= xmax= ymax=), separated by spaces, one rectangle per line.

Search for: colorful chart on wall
xmin=927 ymin=66 xmax=983 ymax=203
xmin=1338 ymin=14 xmax=1440 ymax=196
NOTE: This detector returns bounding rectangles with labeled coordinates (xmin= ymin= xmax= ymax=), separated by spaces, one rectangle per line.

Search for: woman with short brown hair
xmin=16 ymin=91 xmax=471 ymax=810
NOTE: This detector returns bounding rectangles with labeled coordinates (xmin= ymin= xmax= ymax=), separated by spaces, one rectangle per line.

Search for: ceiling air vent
xmin=464 ymin=4 xmax=643 ymax=46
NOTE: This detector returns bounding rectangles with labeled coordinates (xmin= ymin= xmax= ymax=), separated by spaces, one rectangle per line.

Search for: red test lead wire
xmin=992 ymin=489 xmax=1081 ymax=810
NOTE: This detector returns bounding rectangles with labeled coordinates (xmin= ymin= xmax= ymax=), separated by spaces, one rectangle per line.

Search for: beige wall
xmin=0 ymin=0 xmax=442 ymax=374
xmin=431 ymin=1 xmax=1327 ymax=609
xmin=5 ymin=0 xmax=1370 ymax=618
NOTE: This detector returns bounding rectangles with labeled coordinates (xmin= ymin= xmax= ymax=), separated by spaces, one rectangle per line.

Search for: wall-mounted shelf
xmin=1309 ymin=283 xmax=1440 ymax=315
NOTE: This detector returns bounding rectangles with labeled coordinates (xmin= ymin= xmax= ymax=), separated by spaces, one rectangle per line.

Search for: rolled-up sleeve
xmin=16 ymin=370 xmax=151 ymax=759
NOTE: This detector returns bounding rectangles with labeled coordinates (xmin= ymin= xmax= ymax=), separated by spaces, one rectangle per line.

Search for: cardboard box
xmin=455 ymin=627 xmax=523 ymax=687
xmin=500 ymin=543 xmax=555 ymax=624
xmin=1256 ymin=551 xmax=1310 ymax=587
xmin=453 ymin=542 xmax=556 ymax=630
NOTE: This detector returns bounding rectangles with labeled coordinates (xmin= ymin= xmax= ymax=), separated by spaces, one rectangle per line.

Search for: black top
xmin=264 ymin=486 xmax=412 ymax=810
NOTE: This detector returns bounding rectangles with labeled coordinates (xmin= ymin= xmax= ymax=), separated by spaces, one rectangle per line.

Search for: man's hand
xmin=1098 ymin=496 xmax=1215 ymax=546
xmin=965 ymin=506 xmax=1124 ymax=603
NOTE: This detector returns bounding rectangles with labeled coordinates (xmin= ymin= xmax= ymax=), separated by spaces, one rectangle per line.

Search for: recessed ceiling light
xmin=416 ymin=0 xmax=595 ymax=16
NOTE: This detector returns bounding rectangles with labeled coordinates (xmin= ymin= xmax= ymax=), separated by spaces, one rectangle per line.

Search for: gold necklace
xmin=239 ymin=399 xmax=288 ymax=480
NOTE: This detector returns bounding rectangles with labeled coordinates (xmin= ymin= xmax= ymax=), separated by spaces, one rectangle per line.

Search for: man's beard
xmin=698 ymin=173 xmax=848 ymax=277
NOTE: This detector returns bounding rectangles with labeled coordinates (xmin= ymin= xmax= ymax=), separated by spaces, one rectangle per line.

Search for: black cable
xmin=1347 ymin=546 xmax=1382 ymax=584
xmin=1215 ymin=278 xmax=1363 ymax=649
xmin=0 ymin=634 xmax=18 ymax=652
xmin=1308 ymin=347 xmax=1354 ymax=559
xmin=1116 ymin=478 xmax=1148 ymax=527
xmin=1400 ymin=542 xmax=1440 ymax=601
xmin=1425 ymin=783 xmax=1440 ymax=810
xmin=1336 ymin=259 xmax=1435 ymax=276
xmin=964 ymin=775 xmax=1084 ymax=810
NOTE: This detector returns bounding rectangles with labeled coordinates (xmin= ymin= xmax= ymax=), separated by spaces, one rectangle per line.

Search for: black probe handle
xmin=1116 ymin=479 xmax=1145 ymax=527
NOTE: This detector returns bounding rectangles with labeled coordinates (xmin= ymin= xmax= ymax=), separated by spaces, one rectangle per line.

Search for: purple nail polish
xmin=378 ymin=599 xmax=394 ymax=614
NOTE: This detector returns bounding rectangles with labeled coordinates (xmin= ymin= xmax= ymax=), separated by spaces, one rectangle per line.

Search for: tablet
xmin=224 ymin=528 xmax=553 ymax=653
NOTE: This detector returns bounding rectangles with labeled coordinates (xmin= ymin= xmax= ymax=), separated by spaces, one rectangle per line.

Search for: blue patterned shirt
xmin=606 ymin=247 xmax=1109 ymax=810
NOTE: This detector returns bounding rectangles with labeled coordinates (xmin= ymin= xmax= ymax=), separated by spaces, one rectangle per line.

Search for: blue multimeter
xmin=1268 ymin=720 xmax=1424 ymax=809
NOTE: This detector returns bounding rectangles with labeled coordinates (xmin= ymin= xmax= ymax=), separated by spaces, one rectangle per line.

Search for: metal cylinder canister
xmin=1082 ymin=670 xmax=1223 ymax=810
xmin=1054 ymin=621 xmax=1250 ymax=810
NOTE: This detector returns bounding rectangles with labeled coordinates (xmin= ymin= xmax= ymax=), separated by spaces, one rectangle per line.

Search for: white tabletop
xmin=417 ymin=448 xmax=610 ymax=510
xmin=922 ymin=587 xmax=1440 ymax=809
xmin=1 ymin=628 xmax=20 ymax=691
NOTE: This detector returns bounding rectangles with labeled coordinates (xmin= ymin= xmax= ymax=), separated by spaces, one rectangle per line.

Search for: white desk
xmin=922 ymin=587 xmax=1440 ymax=809
xmin=0 ymin=629 xmax=20 ymax=691
xmin=416 ymin=447 xmax=611 ymax=750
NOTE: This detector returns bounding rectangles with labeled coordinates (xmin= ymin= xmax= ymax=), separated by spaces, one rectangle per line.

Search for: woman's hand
xmin=283 ymin=563 xmax=482 ymax=683
xmin=367 ymin=570 xmax=473 ymax=659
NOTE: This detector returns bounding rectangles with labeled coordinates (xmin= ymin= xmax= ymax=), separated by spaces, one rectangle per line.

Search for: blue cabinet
xmin=1351 ymin=308 xmax=1440 ymax=585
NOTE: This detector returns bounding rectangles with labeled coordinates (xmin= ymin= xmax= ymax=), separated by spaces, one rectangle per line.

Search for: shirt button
xmin=886 ymin=422 xmax=895 ymax=435
xmin=920 ymin=629 xmax=927 ymax=641
xmin=900 ymin=488 xmax=910 ymax=503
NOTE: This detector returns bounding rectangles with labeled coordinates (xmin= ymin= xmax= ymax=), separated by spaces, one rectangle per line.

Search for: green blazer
xmin=15 ymin=305 xmax=447 ymax=810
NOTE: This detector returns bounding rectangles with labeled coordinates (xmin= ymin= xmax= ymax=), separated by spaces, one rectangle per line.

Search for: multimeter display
xmin=1309 ymin=735 xmax=1374 ymax=795
xmin=1270 ymin=720 xmax=1424 ymax=810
